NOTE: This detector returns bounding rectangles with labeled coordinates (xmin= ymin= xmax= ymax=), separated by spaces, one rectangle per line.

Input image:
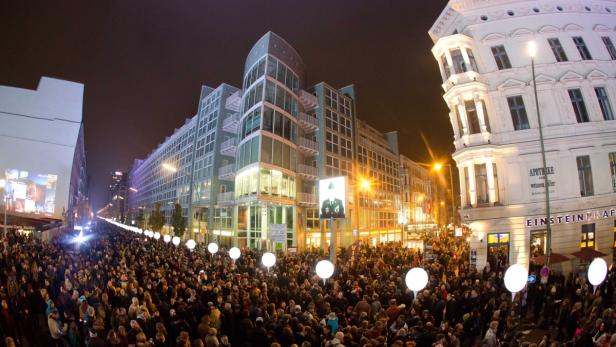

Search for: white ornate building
xmin=430 ymin=0 xmax=616 ymax=271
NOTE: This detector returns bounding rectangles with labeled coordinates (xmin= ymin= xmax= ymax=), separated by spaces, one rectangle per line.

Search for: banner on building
xmin=319 ymin=176 xmax=346 ymax=219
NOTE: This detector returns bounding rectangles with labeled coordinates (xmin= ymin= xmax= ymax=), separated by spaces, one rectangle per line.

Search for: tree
xmin=136 ymin=209 xmax=145 ymax=229
xmin=148 ymin=202 xmax=165 ymax=232
xmin=171 ymin=203 xmax=186 ymax=237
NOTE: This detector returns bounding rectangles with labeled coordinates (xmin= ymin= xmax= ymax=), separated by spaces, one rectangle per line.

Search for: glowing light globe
xmin=504 ymin=264 xmax=528 ymax=293
xmin=405 ymin=267 xmax=428 ymax=292
xmin=172 ymin=236 xmax=180 ymax=246
xmin=588 ymin=258 xmax=608 ymax=286
xmin=229 ymin=247 xmax=241 ymax=260
xmin=163 ymin=235 xmax=171 ymax=243
xmin=136 ymin=229 xmax=143 ymax=235
xmin=153 ymin=232 xmax=160 ymax=240
xmin=315 ymin=260 xmax=335 ymax=280
xmin=207 ymin=243 xmax=219 ymax=255
xmin=262 ymin=252 xmax=276 ymax=269
xmin=186 ymin=239 xmax=196 ymax=251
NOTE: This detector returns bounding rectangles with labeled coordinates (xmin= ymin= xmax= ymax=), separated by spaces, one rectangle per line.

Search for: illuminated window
xmin=487 ymin=233 xmax=509 ymax=244
xmin=581 ymin=223 xmax=595 ymax=249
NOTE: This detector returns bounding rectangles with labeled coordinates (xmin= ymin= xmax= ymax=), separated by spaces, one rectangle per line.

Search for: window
xmin=467 ymin=49 xmax=479 ymax=72
xmin=450 ymin=49 xmax=467 ymax=74
xmin=609 ymin=152 xmax=616 ymax=192
xmin=440 ymin=55 xmax=451 ymax=79
xmin=581 ymin=223 xmax=595 ymax=249
xmin=464 ymin=167 xmax=471 ymax=206
xmin=306 ymin=208 xmax=319 ymax=229
xmin=481 ymin=100 xmax=491 ymax=132
xmin=492 ymin=163 xmax=499 ymax=204
xmin=507 ymin=96 xmax=530 ymax=130
xmin=573 ymin=37 xmax=592 ymax=60
xmin=576 ymin=155 xmax=594 ymax=196
xmin=464 ymin=100 xmax=481 ymax=134
xmin=548 ymin=38 xmax=568 ymax=62
xmin=474 ymin=163 xmax=489 ymax=205
xmin=568 ymin=89 xmax=590 ymax=123
xmin=602 ymin=37 xmax=616 ymax=60
xmin=453 ymin=105 xmax=464 ymax=136
xmin=595 ymin=87 xmax=614 ymax=120
xmin=491 ymin=45 xmax=512 ymax=70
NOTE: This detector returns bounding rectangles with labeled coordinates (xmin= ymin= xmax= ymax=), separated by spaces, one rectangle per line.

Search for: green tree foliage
xmin=171 ymin=203 xmax=185 ymax=237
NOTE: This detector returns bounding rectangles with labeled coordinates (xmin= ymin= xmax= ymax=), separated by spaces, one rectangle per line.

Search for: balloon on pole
xmin=588 ymin=257 xmax=608 ymax=292
xmin=163 ymin=234 xmax=171 ymax=243
xmin=262 ymin=252 xmax=276 ymax=272
xmin=186 ymin=239 xmax=196 ymax=251
xmin=316 ymin=260 xmax=335 ymax=285
xmin=405 ymin=267 xmax=429 ymax=300
xmin=504 ymin=264 xmax=528 ymax=301
xmin=172 ymin=236 xmax=180 ymax=247
xmin=208 ymin=243 xmax=219 ymax=255
xmin=154 ymin=232 xmax=160 ymax=240
xmin=229 ymin=247 xmax=241 ymax=260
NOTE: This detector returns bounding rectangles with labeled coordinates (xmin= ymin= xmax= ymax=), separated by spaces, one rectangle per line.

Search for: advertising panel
xmin=319 ymin=176 xmax=346 ymax=219
xmin=1 ymin=169 xmax=58 ymax=216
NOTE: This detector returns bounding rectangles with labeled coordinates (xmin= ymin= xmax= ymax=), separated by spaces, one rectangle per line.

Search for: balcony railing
xmin=225 ymin=91 xmax=242 ymax=112
xmin=220 ymin=138 xmax=237 ymax=156
xmin=298 ymin=112 xmax=318 ymax=131
xmin=299 ymin=90 xmax=318 ymax=110
xmin=297 ymin=164 xmax=318 ymax=180
xmin=297 ymin=137 xmax=318 ymax=155
xmin=218 ymin=164 xmax=236 ymax=180
xmin=297 ymin=192 xmax=317 ymax=206
xmin=222 ymin=113 xmax=240 ymax=133
xmin=217 ymin=191 xmax=235 ymax=204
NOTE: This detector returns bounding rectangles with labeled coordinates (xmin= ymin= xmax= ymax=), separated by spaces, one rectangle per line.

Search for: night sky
xmin=1 ymin=0 xmax=451 ymax=210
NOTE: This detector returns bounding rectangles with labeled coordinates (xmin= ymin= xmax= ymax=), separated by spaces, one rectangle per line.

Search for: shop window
xmin=530 ymin=230 xmax=547 ymax=258
xmin=581 ymin=223 xmax=595 ymax=249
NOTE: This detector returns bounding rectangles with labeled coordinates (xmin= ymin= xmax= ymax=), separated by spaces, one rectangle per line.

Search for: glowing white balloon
xmin=229 ymin=247 xmax=241 ymax=260
xmin=504 ymin=264 xmax=528 ymax=293
xmin=262 ymin=252 xmax=276 ymax=269
xmin=405 ymin=268 xmax=429 ymax=292
xmin=588 ymin=258 xmax=608 ymax=286
xmin=186 ymin=239 xmax=196 ymax=251
xmin=163 ymin=234 xmax=171 ymax=243
xmin=315 ymin=260 xmax=335 ymax=280
xmin=207 ymin=243 xmax=219 ymax=254
xmin=172 ymin=236 xmax=180 ymax=246
xmin=154 ymin=232 xmax=160 ymax=240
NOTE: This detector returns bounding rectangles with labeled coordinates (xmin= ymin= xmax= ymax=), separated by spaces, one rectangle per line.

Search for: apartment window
xmin=450 ymin=49 xmax=467 ymax=74
xmin=464 ymin=100 xmax=481 ymax=134
xmin=474 ymin=163 xmax=489 ymax=205
xmin=548 ymin=38 xmax=568 ymax=62
xmin=602 ymin=37 xmax=616 ymax=60
xmin=492 ymin=163 xmax=499 ymax=203
xmin=581 ymin=223 xmax=595 ymax=249
xmin=467 ymin=49 xmax=479 ymax=71
xmin=507 ymin=96 xmax=530 ymax=130
xmin=453 ymin=106 xmax=464 ymax=136
xmin=573 ymin=37 xmax=592 ymax=60
xmin=610 ymin=152 xmax=616 ymax=192
xmin=491 ymin=45 xmax=512 ymax=70
xmin=568 ymin=89 xmax=590 ymax=123
xmin=595 ymin=87 xmax=614 ymax=120
xmin=481 ymin=101 xmax=491 ymax=132
xmin=576 ymin=155 xmax=594 ymax=196
xmin=464 ymin=167 xmax=471 ymax=206
xmin=441 ymin=54 xmax=451 ymax=78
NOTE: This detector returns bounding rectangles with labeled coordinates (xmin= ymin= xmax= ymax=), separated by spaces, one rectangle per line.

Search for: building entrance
xmin=487 ymin=232 xmax=509 ymax=271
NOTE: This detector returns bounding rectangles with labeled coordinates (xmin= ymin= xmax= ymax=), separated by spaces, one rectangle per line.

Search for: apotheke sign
xmin=526 ymin=207 xmax=616 ymax=227
xmin=529 ymin=166 xmax=555 ymax=196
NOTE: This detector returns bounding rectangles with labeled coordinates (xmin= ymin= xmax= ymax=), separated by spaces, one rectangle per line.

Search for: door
xmin=487 ymin=232 xmax=510 ymax=271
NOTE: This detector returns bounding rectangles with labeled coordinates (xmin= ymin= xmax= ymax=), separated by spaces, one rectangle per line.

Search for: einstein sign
xmin=526 ymin=208 xmax=616 ymax=227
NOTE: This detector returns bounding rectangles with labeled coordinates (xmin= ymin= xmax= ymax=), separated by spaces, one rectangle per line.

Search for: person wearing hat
xmin=321 ymin=181 xmax=345 ymax=218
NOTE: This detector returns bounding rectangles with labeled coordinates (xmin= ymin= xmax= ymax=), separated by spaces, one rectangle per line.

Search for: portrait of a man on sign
xmin=319 ymin=177 xmax=346 ymax=219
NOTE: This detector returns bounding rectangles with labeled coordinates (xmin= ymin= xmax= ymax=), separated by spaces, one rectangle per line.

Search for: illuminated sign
xmin=319 ymin=176 xmax=346 ymax=219
xmin=526 ymin=208 xmax=616 ymax=227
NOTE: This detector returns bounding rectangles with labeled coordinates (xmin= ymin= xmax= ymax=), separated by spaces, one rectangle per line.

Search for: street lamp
xmin=433 ymin=162 xmax=456 ymax=227
xmin=528 ymin=40 xmax=552 ymax=267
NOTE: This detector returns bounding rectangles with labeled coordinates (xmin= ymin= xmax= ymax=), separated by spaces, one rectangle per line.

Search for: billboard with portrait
xmin=1 ymin=169 xmax=58 ymax=216
xmin=319 ymin=176 xmax=346 ymax=219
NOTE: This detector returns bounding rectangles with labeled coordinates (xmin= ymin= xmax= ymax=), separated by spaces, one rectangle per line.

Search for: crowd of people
xmin=0 ymin=223 xmax=614 ymax=347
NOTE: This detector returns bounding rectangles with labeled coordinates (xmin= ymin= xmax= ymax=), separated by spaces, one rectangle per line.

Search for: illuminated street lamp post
xmin=162 ymin=163 xmax=195 ymax=240
xmin=433 ymin=162 xmax=456 ymax=228
xmin=528 ymin=41 xmax=552 ymax=267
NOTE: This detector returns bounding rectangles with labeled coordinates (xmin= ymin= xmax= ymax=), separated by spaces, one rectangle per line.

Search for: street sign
xmin=540 ymin=266 xmax=550 ymax=277
xmin=269 ymin=224 xmax=286 ymax=243
xmin=528 ymin=275 xmax=537 ymax=283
